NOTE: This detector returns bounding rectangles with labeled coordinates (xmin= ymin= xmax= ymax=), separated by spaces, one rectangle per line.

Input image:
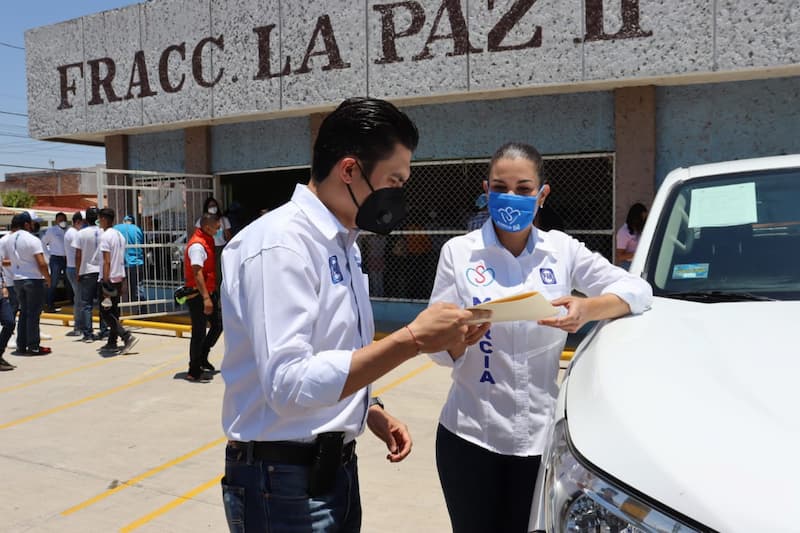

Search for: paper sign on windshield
xmin=466 ymin=291 xmax=558 ymax=324
xmin=688 ymin=182 xmax=757 ymax=228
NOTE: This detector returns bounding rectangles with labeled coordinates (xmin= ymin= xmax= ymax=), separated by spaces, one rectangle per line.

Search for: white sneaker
xmin=41 ymin=333 xmax=53 ymax=340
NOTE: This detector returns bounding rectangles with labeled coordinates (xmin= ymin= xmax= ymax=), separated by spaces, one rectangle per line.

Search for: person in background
xmin=428 ymin=142 xmax=653 ymax=533
xmin=183 ymin=213 xmax=223 ymax=381
xmin=42 ymin=212 xmax=68 ymax=312
xmin=98 ymin=208 xmax=137 ymax=355
xmin=74 ymin=208 xmax=103 ymax=342
xmin=9 ymin=212 xmax=52 ymax=356
xmin=615 ymin=202 xmax=648 ymax=270
xmin=63 ymin=212 xmax=84 ymax=336
xmin=195 ymin=197 xmax=232 ymax=282
xmin=114 ymin=214 xmax=145 ymax=312
xmin=466 ymin=193 xmax=490 ymax=231
xmin=0 ymin=220 xmax=21 ymax=370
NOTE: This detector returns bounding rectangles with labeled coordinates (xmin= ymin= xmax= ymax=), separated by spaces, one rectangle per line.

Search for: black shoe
xmin=201 ymin=361 xmax=216 ymax=372
xmin=66 ymin=330 xmax=83 ymax=337
xmin=99 ymin=344 xmax=120 ymax=355
xmin=185 ymin=372 xmax=210 ymax=382
xmin=10 ymin=349 xmax=27 ymax=356
xmin=81 ymin=334 xmax=98 ymax=343
xmin=0 ymin=357 xmax=15 ymax=370
xmin=122 ymin=335 xmax=138 ymax=355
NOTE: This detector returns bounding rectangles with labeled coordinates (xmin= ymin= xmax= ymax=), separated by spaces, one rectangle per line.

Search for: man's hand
xmin=203 ymin=296 xmax=213 ymax=315
xmin=408 ymin=303 xmax=491 ymax=354
xmin=447 ymin=321 xmax=491 ymax=361
xmin=1 ymin=287 xmax=8 ymax=299
xmin=367 ymin=406 xmax=412 ymax=462
xmin=44 ymin=276 xmax=51 ymax=289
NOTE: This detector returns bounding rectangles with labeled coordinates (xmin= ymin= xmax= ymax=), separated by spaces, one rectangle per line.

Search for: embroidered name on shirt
xmin=474 ymin=297 xmax=495 ymax=385
xmin=329 ymin=255 xmax=344 ymax=284
xmin=540 ymin=268 xmax=557 ymax=285
xmin=466 ymin=263 xmax=495 ymax=287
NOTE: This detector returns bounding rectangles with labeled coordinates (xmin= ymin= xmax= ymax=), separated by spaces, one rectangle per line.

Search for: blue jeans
xmin=66 ymin=267 xmax=82 ymax=331
xmin=0 ymin=294 xmax=16 ymax=355
xmin=222 ymin=443 xmax=362 ymax=533
xmin=14 ymin=279 xmax=45 ymax=351
xmin=78 ymin=273 xmax=99 ymax=336
xmin=47 ymin=255 xmax=67 ymax=308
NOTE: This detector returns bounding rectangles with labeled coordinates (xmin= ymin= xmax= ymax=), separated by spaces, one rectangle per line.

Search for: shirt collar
xmin=291 ymin=184 xmax=354 ymax=242
xmin=479 ymin=221 xmax=557 ymax=257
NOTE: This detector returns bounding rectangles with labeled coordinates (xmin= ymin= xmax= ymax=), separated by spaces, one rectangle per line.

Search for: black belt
xmin=228 ymin=439 xmax=356 ymax=465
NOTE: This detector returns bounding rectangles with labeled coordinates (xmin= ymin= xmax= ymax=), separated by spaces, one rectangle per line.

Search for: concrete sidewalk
xmin=1 ymin=320 xmax=454 ymax=533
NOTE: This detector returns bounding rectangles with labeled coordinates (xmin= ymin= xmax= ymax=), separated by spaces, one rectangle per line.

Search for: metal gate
xmin=97 ymin=168 xmax=215 ymax=318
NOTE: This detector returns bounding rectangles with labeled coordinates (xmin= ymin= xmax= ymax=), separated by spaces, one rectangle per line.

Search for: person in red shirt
xmin=184 ymin=213 xmax=222 ymax=381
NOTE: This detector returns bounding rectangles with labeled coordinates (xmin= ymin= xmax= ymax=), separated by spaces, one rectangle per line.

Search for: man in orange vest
xmin=184 ymin=213 xmax=222 ymax=381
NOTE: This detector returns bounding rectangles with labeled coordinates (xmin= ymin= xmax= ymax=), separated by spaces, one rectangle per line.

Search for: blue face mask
xmin=488 ymin=187 xmax=544 ymax=233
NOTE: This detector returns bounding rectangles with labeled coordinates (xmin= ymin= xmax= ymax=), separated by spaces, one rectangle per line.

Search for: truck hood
xmin=566 ymin=297 xmax=800 ymax=532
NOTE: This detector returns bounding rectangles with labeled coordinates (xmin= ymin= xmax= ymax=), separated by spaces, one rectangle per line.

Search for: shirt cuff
xmin=601 ymin=283 xmax=652 ymax=315
xmin=296 ymin=349 xmax=352 ymax=406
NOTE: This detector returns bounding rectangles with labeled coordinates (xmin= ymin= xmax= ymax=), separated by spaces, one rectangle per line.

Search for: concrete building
xmin=25 ymin=0 xmax=800 ymax=321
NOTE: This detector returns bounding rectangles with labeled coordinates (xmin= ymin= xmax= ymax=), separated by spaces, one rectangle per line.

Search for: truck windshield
xmin=645 ymin=168 xmax=800 ymax=301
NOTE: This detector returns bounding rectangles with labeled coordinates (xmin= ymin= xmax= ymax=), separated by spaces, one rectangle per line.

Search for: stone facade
xmin=26 ymin=0 xmax=800 ymax=141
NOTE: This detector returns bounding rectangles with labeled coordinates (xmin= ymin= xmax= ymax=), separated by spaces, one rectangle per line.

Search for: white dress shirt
xmin=429 ymin=221 xmax=653 ymax=457
xmin=220 ymin=184 xmax=373 ymax=444
xmin=63 ymin=227 xmax=79 ymax=268
xmin=42 ymin=225 xmax=66 ymax=256
xmin=98 ymin=227 xmax=126 ymax=282
xmin=0 ymin=232 xmax=16 ymax=286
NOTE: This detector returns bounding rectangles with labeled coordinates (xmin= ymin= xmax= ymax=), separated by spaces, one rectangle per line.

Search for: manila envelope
xmin=466 ymin=291 xmax=559 ymax=324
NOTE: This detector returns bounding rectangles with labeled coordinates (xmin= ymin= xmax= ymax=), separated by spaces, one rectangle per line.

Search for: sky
xmin=0 ymin=0 xmax=133 ymax=178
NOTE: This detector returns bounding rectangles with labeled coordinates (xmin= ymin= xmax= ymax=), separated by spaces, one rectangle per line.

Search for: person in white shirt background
xmin=0 ymin=218 xmax=22 ymax=370
xmin=428 ymin=142 xmax=653 ymax=533
xmin=8 ymin=212 xmax=52 ymax=356
xmin=41 ymin=212 xmax=68 ymax=312
xmin=219 ymin=97 xmax=486 ymax=532
xmin=97 ymin=208 xmax=137 ymax=356
xmin=615 ymin=202 xmax=648 ymax=270
xmin=194 ymin=196 xmax=231 ymax=283
xmin=63 ymin=212 xmax=84 ymax=337
xmin=73 ymin=208 xmax=104 ymax=342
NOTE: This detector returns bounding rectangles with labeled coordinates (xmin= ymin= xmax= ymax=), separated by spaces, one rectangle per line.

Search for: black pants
xmin=99 ymin=281 xmax=127 ymax=345
xmin=436 ymin=424 xmax=542 ymax=533
xmin=186 ymin=292 xmax=222 ymax=377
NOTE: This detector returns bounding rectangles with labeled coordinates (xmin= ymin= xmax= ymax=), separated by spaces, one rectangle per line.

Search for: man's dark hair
xmin=85 ymin=207 xmax=99 ymax=225
xmin=312 ymin=97 xmax=419 ymax=183
xmin=489 ymin=142 xmax=544 ymax=181
xmin=72 ymin=211 xmax=83 ymax=223
xmin=55 ymin=212 xmax=66 ymax=221
xmin=199 ymin=212 xmax=219 ymax=228
xmin=99 ymin=208 xmax=115 ymax=223
xmin=10 ymin=213 xmax=30 ymax=230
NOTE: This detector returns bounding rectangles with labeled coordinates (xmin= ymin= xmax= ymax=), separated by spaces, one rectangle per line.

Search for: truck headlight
xmin=545 ymin=419 xmax=702 ymax=532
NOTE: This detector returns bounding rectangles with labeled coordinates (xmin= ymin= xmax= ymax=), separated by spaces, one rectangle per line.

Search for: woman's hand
xmin=367 ymin=407 xmax=412 ymax=463
xmin=538 ymin=296 xmax=590 ymax=333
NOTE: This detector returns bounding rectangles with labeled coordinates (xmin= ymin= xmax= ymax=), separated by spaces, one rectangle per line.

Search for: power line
xmin=0 ymin=110 xmax=28 ymax=117
xmin=0 ymin=163 xmax=99 ymax=173
xmin=0 ymin=42 xmax=24 ymax=51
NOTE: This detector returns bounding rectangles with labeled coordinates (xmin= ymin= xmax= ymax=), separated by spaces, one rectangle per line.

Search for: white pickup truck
xmin=530 ymin=154 xmax=800 ymax=532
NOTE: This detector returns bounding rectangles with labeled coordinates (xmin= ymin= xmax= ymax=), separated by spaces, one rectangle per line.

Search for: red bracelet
xmin=404 ymin=325 xmax=422 ymax=354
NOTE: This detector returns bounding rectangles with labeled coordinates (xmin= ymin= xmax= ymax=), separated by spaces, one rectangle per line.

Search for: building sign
xmin=25 ymin=0 xmax=799 ymax=140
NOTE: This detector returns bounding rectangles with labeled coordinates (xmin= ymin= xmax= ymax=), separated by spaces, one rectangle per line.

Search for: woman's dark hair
xmin=202 ymin=196 xmax=220 ymax=213
xmin=489 ymin=142 xmax=544 ymax=181
xmin=312 ymin=97 xmax=419 ymax=182
xmin=626 ymin=202 xmax=648 ymax=235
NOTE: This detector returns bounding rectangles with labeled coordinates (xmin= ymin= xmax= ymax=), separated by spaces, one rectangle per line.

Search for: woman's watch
xmin=369 ymin=396 xmax=384 ymax=410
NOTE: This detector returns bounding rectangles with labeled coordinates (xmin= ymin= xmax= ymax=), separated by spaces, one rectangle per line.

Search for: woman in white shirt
xmin=429 ymin=142 xmax=653 ymax=533
xmin=615 ymin=202 xmax=648 ymax=270
xmin=194 ymin=197 xmax=232 ymax=280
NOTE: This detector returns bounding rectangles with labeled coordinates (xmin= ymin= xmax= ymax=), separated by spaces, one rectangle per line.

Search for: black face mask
xmin=347 ymin=163 xmax=408 ymax=235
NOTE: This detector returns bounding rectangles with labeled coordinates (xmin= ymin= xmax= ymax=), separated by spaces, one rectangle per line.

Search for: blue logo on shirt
xmin=329 ymin=255 xmax=344 ymax=284
xmin=539 ymin=268 xmax=557 ymax=285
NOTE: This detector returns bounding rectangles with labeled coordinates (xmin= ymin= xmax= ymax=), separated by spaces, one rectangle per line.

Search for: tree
xmin=1 ymin=190 xmax=36 ymax=208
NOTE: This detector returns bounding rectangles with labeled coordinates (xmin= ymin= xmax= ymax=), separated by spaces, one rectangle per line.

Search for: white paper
xmin=466 ymin=291 xmax=558 ymax=324
xmin=688 ymin=182 xmax=758 ymax=228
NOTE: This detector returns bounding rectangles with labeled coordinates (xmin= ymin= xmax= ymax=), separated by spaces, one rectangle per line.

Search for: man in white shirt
xmin=0 ymin=219 xmax=22 ymax=370
xmin=63 ymin=212 xmax=84 ymax=336
xmin=220 ymin=98 xmax=485 ymax=532
xmin=41 ymin=212 xmax=68 ymax=312
xmin=97 ymin=208 xmax=137 ymax=355
xmin=9 ymin=212 xmax=52 ymax=355
xmin=73 ymin=208 xmax=103 ymax=342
